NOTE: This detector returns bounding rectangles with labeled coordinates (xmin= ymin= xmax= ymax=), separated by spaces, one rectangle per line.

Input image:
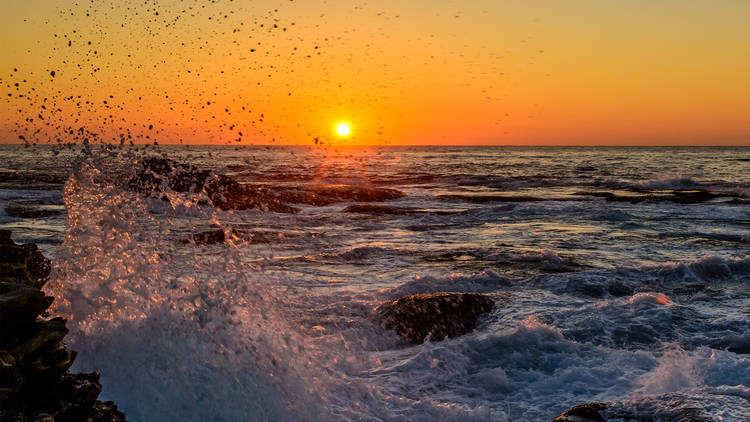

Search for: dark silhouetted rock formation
xmin=129 ymin=157 xmax=405 ymax=213
xmin=128 ymin=157 xmax=298 ymax=213
xmin=0 ymin=230 xmax=127 ymax=422
xmin=375 ymin=292 xmax=495 ymax=343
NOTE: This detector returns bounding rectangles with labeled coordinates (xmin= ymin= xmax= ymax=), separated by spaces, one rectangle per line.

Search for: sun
xmin=335 ymin=122 xmax=352 ymax=137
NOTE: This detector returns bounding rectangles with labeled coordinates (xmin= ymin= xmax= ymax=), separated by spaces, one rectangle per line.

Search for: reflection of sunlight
xmin=307 ymin=145 xmax=376 ymax=184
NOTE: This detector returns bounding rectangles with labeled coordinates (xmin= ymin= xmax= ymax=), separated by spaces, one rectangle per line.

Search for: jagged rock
xmin=552 ymin=402 xmax=611 ymax=421
xmin=0 ymin=230 xmax=51 ymax=288
xmin=129 ymin=157 xmax=405 ymax=212
xmin=128 ymin=157 xmax=298 ymax=213
xmin=9 ymin=318 xmax=68 ymax=363
xmin=375 ymin=292 xmax=495 ymax=343
xmin=0 ymin=232 xmax=129 ymax=421
xmin=91 ymin=401 xmax=129 ymax=422
xmin=0 ymin=282 xmax=54 ymax=336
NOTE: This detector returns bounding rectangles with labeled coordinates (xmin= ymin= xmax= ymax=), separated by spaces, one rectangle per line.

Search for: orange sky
xmin=1 ymin=0 xmax=749 ymax=145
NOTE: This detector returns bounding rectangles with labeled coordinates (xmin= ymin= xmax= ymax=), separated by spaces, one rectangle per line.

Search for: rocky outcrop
xmin=0 ymin=230 xmax=127 ymax=422
xmin=129 ymin=157 xmax=405 ymax=212
xmin=128 ymin=157 xmax=297 ymax=213
xmin=0 ymin=230 xmax=50 ymax=289
xmin=375 ymin=292 xmax=495 ymax=343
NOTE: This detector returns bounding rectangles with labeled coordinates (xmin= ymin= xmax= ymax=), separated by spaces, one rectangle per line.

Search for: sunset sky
xmin=1 ymin=0 xmax=749 ymax=146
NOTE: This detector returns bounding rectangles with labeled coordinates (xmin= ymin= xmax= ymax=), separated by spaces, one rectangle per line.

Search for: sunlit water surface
xmin=1 ymin=145 xmax=749 ymax=421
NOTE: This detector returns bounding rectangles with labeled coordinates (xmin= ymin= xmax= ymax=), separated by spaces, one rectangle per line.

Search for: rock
xmin=274 ymin=184 xmax=405 ymax=206
xmin=375 ymin=292 xmax=495 ymax=343
xmin=4 ymin=199 xmax=64 ymax=218
xmin=9 ymin=317 xmax=68 ymax=362
xmin=574 ymin=189 xmax=742 ymax=205
xmin=341 ymin=204 xmax=420 ymax=215
xmin=552 ymin=402 xmax=611 ymax=421
xmin=91 ymin=400 xmax=129 ymax=422
xmin=193 ymin=228 xmax=226 ymax=245
xmin=0 ymin=282 xmax=54 ymax=336
xmin=0 ymin=230 xmax=51 ymax=288
xmin=192 ymin=228 xmax=279 ymax=245
xmin=128 ymin=157 xmax=298 ymax=213
xmin=128 ymin=157 xmax=210 ymax=194
xmin=0 ymin=231 xmax=129 ymax=421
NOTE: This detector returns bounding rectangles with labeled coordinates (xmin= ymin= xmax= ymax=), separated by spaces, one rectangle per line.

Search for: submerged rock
xmin=0 ymin=231 xmax=128 ymax=421
xmin=341 ymin=204 xmax=420 ymax=215
xmin=4 ymin=199 xmax=64 ymax=218
xmin=192 ymin=228 xmax=279 ymax=245
xmin=552 ymin=395 xmax=721 ymax=422
xmin=275 ymin=184 xmax=405 ymax=206
xmin=375 ymin=292 xmax=495 ymax=343
xmin=552 ymin=402 xmax=611 ymax=421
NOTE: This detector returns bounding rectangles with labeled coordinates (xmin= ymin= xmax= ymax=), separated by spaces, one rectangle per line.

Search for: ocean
xmin=1 ymin=144 xmax=749 ymax=421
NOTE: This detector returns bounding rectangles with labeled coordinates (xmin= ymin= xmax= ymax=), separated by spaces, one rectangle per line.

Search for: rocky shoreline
xmin=0 ymin=230 xmax=127 ymax=422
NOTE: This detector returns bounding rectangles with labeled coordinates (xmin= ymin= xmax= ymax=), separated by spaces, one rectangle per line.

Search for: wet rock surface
xmin=192 ymin=228 xmax=280 ymax=245
xmin=129 ymin=157 xmax=405 ymax=212
xmin=0 ymin=230 xmax=51 ymax=288
xmin=552 ymin=396 xmax=719 ymax=422
xmin=574 ymin=189 xmax=746 ymax=204
xmin=0 ymin=230 xmax=127 ymax=422
xmin=552 ymin=402 xmax=611 ymax=421
xmin=129 ymin=157 xmax=298 ymax=213
xmin=3 ymin=200 xmax=64 ymax=219
xmin=375 ymin=292 xmax=495 ymax=343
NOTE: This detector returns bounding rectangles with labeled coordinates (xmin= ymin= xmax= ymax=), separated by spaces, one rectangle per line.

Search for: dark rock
xmin=91 ymin=400 xmax=129 ymax=422
xmin=9 ymin=317 xmax=68 ymax=362
xmin=193 ymin=228 xmax=226 ymax=245
xmin=4 ymin=199 xmax=64 ymax=218
xmin=0 ymin=282 xmax=54 ymax=337
xmin=128 ymin=157 xmax=298 ymax=213
xmin=552 ymin=402 xmax=611 ymax=421
xmin=274 ymin=184 xmax=405 ymax=206
xmin=0 ymin=231 xmax=129 ymax=421
xmin=438 ymin=194 xmax=551 ymax=203
xmin=574 ymin=189 xmax=741 ymax=205
xmin=0 ymin=229 xmax=51 ymax=288
xmin=192 ymin=228 xmax=279 ymax=245
xmin=342 ymin=204 xmax=420 ymax=215
xmin=375 ymin=292 xmax=495 ymax=343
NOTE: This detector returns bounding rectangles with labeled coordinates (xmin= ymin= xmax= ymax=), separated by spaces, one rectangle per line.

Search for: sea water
xmin=1 ymin=145 xmax=748 ymax=421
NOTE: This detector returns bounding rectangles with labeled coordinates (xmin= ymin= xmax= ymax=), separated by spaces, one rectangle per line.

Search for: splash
xmin=43 ymin=156 xmax=375 ymax=421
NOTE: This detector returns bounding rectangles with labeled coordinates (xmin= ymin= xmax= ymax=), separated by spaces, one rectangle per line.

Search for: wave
xmin=44 ymin=160 xmax=384 ymax=421
xmin=530 ymin=254 xmax=750 ymax=299
xmin=332 ymin=246 xmax=395 ymax=261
